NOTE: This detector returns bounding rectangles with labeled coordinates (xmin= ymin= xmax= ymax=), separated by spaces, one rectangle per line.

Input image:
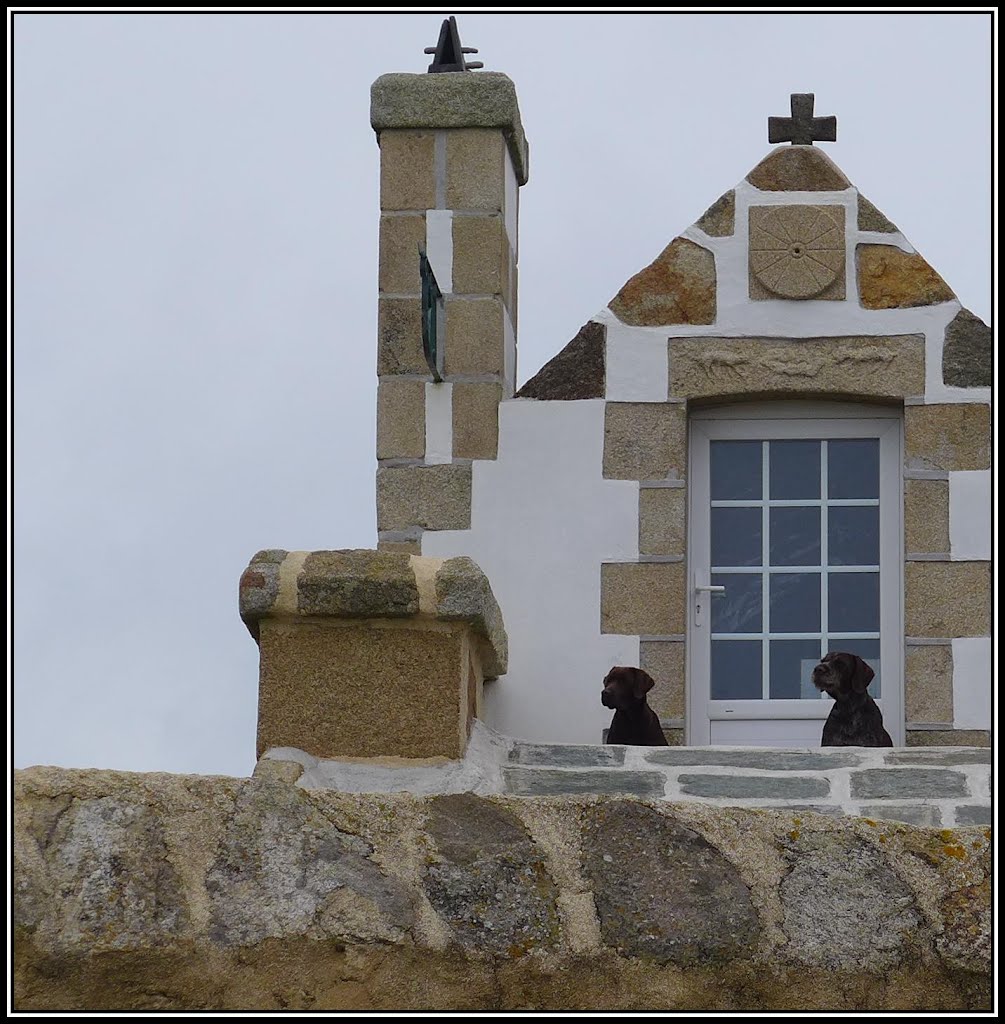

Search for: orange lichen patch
xmin=609 ymin=237 xmax=715 ymax=326
xmin=789 ymin=830 xmax=801 ymax=841
xmin=857 ymin=244 xmax=955 ymax=309
xmin=943 ymin=845 xmax=967 ymax=860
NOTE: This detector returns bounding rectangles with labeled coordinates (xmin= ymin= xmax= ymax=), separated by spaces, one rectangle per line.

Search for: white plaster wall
xmin=503 ymin=308 xmax=516 ymax=398
xmin=503 ymin=148 xmax=518 ymax=259
xmin=952 ymin=637 xmax=992 ymax=729
xmin=424 ymin=382 xmax=452 ymax=464
xmin=591 ymin=179 xmax=989 ymax=407
xmin=605 ymin=320 xmax=669 ymax=402
xmin=949 ymin=470 xmax=992 ymax=560
xmin=422 ymin=398 xmax=640 ymax=744
xmin=425 ymin=209 xmax=453 ymax=293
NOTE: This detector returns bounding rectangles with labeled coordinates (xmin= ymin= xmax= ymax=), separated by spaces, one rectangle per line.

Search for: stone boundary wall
xmin=14 ymin=766 xmax=991 ymax=1011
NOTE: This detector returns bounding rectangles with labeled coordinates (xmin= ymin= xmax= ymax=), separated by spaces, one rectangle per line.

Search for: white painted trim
xmin=425 ymin=209 xmax=453 ymax=294
xmin=503 ymin=307 xmax=517 ymax=398
xmin=952 ymin=637 xmax=992 ymax=729
xmin=949 ymin=470 xmax=992 ymax=560
xmin=503 ymin=147 xmax=518 ymax=259
xmin=433 ymin=131 xmax=446 ymax=210
xmin=408 ymin=555 xmax=442 ymax=615
xmin=856 ymin=230 xmax=914 ymax=252
xmin=424 ymin=382 xmax=453 ymax=464
xmin=604 ymin=320 xmax=668 ymax=402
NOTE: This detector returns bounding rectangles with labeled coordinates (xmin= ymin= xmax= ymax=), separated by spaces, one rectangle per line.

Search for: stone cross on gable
xmin=768 ymin=93 xmax=837 ymax=145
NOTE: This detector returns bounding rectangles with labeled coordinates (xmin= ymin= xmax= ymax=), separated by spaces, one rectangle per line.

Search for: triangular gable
xmin=519 ymin=145 xmax=989 ymax=396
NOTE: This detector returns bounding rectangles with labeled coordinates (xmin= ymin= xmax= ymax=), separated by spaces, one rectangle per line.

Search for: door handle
xmin=694 ymin=579 xmax=725 ymax=628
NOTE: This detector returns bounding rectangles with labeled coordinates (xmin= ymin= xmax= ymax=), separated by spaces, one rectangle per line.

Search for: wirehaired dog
xmin=602 ymin=667 xmax=669 ymax=746
xmin=813 ymin=652 xmax=893 ymax=747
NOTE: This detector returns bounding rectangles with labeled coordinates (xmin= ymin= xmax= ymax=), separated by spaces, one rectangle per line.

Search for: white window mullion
xmin=711 ymin=498 xmax=878 ymax=508
xmin=820 ymin=439 xmax=829 ymax=663
xmin=761 ymin=441 xmax=770 ymax=701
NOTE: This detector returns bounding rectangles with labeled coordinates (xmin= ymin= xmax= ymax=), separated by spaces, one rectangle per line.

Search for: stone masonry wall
xmin=14 ymin=766 xmax=991 ymax=1011
xmin=373 ymin=74 xmax=526 ymax=556
xmin=502 ymin=742 xmax=991 ymax=828
xmin=424 ymin=142 xmax=991 ymax=747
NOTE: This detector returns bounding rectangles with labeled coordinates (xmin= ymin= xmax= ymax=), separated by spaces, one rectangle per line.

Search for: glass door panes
xmin=709 ymin=438 xmax=882 ymax=703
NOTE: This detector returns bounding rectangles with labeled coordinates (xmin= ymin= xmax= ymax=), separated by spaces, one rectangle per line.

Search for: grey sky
xmin=12 ymin=12 xmax=992 ymax=776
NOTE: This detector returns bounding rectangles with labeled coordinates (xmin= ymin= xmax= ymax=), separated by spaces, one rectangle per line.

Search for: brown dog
xmin=813 ymin=652 xmax=892 ymax=747
xmin=602 ymin=667 xmax=668 ymax=746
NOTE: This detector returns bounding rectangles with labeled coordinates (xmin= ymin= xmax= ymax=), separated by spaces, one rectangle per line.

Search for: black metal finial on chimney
xmin=424 ymin=16 xmax=483 ymax=73
xmin=768 ymin=94 xmax=837 ymax=145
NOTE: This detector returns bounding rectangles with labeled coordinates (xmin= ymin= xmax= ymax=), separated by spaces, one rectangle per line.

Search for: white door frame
xmin=686 ymin=401 xmax=904 ymax=746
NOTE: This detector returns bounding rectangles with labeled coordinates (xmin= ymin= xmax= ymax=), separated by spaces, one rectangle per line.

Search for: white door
xmin=688 ymin=403 xmax=903 ymax=747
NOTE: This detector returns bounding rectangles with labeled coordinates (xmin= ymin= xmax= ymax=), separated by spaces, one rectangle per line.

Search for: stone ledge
xmin=648 ymin=749 xmax=862 ymax=770
xmin=239 ymin=549 xmax=507 ymax=677
xmin=509 ymin=743 xmax=626 ymax=768
xmin=858 ymin=804 xmax=943 ymax=827
xmin=371 ymin=72 xmax=529 ymax=184
xmin=955 ymin=805 xmax=992 ymax=826
xmin=678 ymin=773 xmax=829 ymax=799
xmin=850 ymin=768 xmax=968 ymax=800
xmin=503 ymin=766 xmax=665 ymax=798
xmin=887 ymin=749 xmax=991 ymax=766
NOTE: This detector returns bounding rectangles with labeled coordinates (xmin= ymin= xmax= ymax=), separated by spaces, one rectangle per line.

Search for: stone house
xmin=15 ymin=30 xmax=993 ymax=1012
xmin=371 ymin=65 xmax=991 ymax=749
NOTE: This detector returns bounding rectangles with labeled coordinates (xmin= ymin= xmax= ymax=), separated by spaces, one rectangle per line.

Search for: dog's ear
xmin=850 ymin=656 xmax=875 ymax=694
xmin=630 ymin=668 xmax=656 ymax=699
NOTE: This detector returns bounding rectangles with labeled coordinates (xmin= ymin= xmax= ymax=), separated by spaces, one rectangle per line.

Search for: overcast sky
xmin=12 ymin=11 xmax=993 ymax=777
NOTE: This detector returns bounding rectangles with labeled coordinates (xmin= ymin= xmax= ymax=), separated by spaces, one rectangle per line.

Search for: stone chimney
xmin=371 ymin=64 xmax=529 ymax=553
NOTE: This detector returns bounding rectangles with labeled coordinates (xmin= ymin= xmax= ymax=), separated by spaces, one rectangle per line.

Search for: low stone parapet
xmin=503 ymin=743 xmax=991 ymax=827
xmin=258 ymin=727 xmax=991 ymax=830
xmin=239 ymin=549 xmax=507 ymax=761
xmin=14 ymin=766 xmax=991 ymax=1011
